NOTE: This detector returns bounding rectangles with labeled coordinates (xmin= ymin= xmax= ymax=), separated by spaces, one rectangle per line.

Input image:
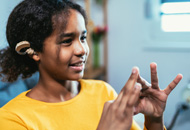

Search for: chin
xmin=70 ymin=72 xmax=84 ymax=80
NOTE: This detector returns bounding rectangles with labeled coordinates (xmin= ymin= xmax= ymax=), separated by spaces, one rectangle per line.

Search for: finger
xmin=113 ymin=90 xmax=123 ymax=106
xmin=101 ymin=101 xmax=112 ymax=118
xmin=123 ymin=67 xmax=139 ymax=93
xmin=164 ymin=74 xmax=183 ymax=95
xmin=119 ymin=67 xmax=139 ymax=109
xmin=113 ymin=67 xmax=139 ymax=107
xmin=137 ymin=75 xmax=151 ymax=91
xmin=150 ymin=62 xmax=159 ymax=89
xmin=125 ymin=84 xmax=141 ymax=117
xmin=127 ymin=83 xmax=141 ymax=107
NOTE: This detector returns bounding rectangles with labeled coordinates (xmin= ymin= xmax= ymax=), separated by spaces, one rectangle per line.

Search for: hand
xmin=97 ymin=67 xmax=141 ymax=130
xmin=135 ymin=62 xmax=182 ymax=117
xmin=135 ymin=62 xmax=183 ymax=130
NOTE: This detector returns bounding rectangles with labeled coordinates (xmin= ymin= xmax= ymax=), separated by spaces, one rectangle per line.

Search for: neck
xmin=27 ymin=77 xmax=81 ymax=103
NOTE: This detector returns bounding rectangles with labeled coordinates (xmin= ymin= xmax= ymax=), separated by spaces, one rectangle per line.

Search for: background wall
xmin=107 ymin=0 xmax=190 ymax=129
xmin=0 ymin=0 xmax=22 ymax=49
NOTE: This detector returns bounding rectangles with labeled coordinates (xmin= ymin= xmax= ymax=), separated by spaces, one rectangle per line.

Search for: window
xmin=161 ymin=0 xmax=190 ymax=32
xmin=144 ymin=0 xmax=190 ymax=49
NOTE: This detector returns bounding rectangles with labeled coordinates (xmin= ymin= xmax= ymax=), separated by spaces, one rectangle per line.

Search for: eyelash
xmin=60 ymin=35 xmax=87 ymax=45
xmin=62 ymin=39 xmax=72 ymax=44
xmin=80 ymin=36 xmax=87 ymax=42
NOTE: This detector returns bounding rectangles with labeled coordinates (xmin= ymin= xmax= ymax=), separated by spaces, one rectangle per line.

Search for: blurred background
xmin=1 ymin=0 xmax=190 ymax=129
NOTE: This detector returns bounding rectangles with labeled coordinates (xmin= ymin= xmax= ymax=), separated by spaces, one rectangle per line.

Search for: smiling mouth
xmin=69 ymin=61 xmax=85 ymax=66
xmin=69 ymin=61 xmax=85 ymax=72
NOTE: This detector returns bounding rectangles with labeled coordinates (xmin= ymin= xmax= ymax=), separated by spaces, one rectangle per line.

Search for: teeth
xmin=73 ymin=63 xmax=83 ymax=66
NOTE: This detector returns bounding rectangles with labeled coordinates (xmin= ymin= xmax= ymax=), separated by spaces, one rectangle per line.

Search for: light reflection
xmin=161 ymin=2 xmax=190 ymax=32
xmin=162 ymin=14 xmax=190 ymax=32
xmin=161 ymin=2 xmax=190 ymax=14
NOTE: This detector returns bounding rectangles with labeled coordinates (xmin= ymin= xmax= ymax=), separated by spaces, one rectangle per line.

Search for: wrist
xmin=145 ymin=115 xmax=164 ymax=130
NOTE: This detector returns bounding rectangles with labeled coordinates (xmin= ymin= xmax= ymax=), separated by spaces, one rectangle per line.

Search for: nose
xmin=74 ymin=40 xmax=87 ymax=57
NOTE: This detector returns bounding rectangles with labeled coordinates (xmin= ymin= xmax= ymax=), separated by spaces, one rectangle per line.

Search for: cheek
xmin=58 ymin=48 xmax=72 ymax=63
xmin=40 ymin=47 xmax=57 ymax=63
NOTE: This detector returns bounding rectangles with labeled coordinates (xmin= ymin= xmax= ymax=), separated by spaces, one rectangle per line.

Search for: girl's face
xmin=38 ymin=9 xmax=89 ymax=81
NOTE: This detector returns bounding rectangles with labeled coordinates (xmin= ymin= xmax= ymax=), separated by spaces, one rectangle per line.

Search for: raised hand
xmin=135 ymin=62 xmax=183 ymax=130
xmin=97 ymin=67 xmax=141 ymax=130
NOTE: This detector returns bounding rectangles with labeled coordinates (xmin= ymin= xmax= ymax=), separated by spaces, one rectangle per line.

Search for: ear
xmin=31 ymin=53 xmax=40 ymax=62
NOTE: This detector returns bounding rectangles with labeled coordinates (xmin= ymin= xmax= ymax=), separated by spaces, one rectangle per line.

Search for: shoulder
xmin=1 ymin=90 xmax=29 ymax=112
xmin=0 ymin=108 xmax=27 ymax=129
xmin=80 ymin=79 xmax=118 ymax=100
xmin=0 ymin=108 xmax=19 ymax=119
xmin=80 ymin=79 xmax=113 ymax=91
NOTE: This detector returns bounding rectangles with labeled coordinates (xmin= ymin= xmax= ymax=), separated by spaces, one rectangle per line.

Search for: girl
xmin=0 ymin=0 xmax=182 ymax=130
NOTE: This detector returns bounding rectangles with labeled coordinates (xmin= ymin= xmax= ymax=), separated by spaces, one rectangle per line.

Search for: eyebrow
xmin=59 ymin=33 xmax=74 ymax=38
xmin=59 ymin=30 xmax=87 ymax=38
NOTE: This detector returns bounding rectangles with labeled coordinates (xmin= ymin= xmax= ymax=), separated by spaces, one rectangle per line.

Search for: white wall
xmin=108 ymin=0 xmax=190 ymax=129
xmin=0 ymin=0 xmax=21 ymax=49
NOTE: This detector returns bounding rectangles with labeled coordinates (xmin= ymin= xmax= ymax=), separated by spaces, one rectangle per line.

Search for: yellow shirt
xmin=0 ymin=79 xmax=142 ymax=130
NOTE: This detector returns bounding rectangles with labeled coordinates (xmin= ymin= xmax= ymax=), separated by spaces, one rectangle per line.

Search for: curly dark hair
xmin=0 ymin=0 xmax=87 ymax=82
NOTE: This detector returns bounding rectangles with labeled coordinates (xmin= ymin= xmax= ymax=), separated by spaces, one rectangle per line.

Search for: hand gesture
xmin=135 ymin=62 xmax=183 ymax=130
xmin=97 ymin=67 xmax=141 ymax=130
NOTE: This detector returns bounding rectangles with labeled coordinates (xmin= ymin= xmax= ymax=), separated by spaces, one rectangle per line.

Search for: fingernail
xmin=132 ymin=67 xmax=139 ymax=74
xmin=135 ymin=83 xmax=142 ymax=90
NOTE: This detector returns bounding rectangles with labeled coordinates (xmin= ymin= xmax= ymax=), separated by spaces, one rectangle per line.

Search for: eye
xmin=80 ymin=36 xmax=87 ymax=42
xmin=61 ymin=39 xmax=72 ymax=45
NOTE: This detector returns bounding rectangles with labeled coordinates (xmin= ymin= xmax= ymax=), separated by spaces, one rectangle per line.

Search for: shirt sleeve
xmin=0 ymin=108 xmax=27 ymax=130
